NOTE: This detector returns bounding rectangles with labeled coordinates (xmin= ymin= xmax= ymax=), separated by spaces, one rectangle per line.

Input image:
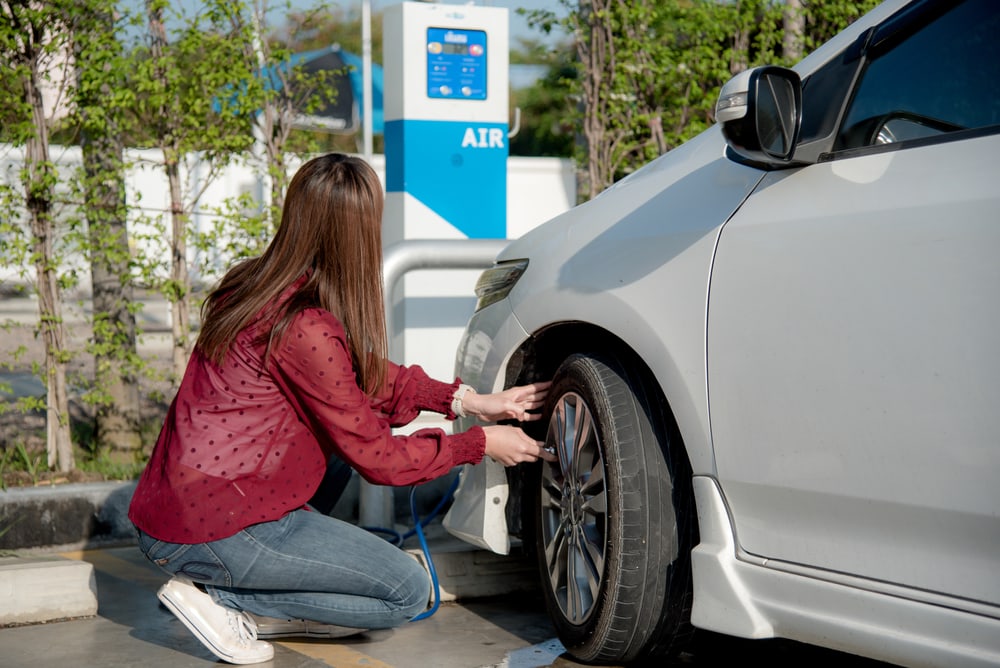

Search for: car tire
xmin=532 ymin=352 xmax=695 ymax=664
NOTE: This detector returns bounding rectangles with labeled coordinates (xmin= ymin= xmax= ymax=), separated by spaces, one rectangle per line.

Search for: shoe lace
xmin=229 ymin=610 xmax=260 ymax=646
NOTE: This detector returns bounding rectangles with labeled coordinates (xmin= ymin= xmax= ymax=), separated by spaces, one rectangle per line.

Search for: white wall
xmin=0 ymin=146 xmax=575 ymax=381
xmin=392 ymin=154 xmax=575 ymax=382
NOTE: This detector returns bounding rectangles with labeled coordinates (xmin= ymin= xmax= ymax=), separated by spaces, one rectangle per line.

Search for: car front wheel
xmin=534 ymin=352 xmax=695 ymax=664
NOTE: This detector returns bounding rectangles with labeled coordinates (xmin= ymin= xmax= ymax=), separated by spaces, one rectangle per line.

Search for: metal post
xmin=361 ymin=0 xmax=373 ymax=163
xmin=357 ymin=239 xmax=509 ymax=529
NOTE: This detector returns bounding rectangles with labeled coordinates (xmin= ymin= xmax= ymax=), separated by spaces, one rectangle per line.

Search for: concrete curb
xmin=0 ymin=480 xmax=538 ymax=627
xmin=0 ymin=481 xmax=137 ymax=553
xmin=0 ymin=555 xmax=98 ymax=625
xmin=0 ymin=483 xmax=126 ymax=627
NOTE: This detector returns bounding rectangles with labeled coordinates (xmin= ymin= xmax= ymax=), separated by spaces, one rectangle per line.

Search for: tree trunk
xmin=783 ymin=0 xmax=805 ymax=62
xmin=268 ymin=145 xmax=286 ymax=222
xmin=166 ymin=152 xmax=192 ymax=379
xmin=262 ymin=112 xmax=286 ymax=227
xmin=577 ymin=0 xmax=616 ymax=201
xmin=730 ymin=27 xmax=750 ymax=76
xmin=82 ymin=131 xmax=142 ymax=459
xmin=244 ymin=0 xmax=291 ymax=230
xmin=148 ymin=3 xmax=192 ymax=379
xmin=23 ymin=69 xmax=74 ymax=473
xmin=78 ymin=5 xmax=142 ymax=460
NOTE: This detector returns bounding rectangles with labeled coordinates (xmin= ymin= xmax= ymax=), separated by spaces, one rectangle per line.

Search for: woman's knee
xmin=394 ymin=560 xmax=432 ymax=620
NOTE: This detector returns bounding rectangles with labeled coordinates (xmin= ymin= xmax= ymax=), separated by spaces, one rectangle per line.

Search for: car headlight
xmin=474 ymin=259 xmax=528 ymax=312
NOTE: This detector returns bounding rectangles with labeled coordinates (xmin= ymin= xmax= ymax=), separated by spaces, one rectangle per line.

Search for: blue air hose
xmin=362 ymin=473 xmax=462 ymax=621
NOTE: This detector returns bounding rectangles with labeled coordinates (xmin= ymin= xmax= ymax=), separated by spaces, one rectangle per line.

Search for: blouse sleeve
xmin=269 ymin=309 xmax=484 ymax=486
xmin=368 ymin=359 xmax=463 ymax=427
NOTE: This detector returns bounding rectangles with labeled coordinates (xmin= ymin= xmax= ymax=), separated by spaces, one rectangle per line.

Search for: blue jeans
xmin=135 ymin=508 xmax=430 ymax=629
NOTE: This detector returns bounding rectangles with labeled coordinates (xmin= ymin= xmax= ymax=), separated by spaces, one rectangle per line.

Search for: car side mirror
xmin=717 ymin=66 xmax=802 ymax=167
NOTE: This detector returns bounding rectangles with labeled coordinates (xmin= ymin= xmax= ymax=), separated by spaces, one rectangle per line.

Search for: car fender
xmin=503 ymin=127 xmax=765 ymax=475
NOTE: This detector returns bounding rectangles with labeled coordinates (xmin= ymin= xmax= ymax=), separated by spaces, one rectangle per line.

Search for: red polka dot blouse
xmin=128 ymin=305 xmax=485 ymax=544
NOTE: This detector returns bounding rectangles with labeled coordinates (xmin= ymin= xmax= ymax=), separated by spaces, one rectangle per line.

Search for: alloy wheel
xmin=539 ymin=391 xmax=608 ymax=624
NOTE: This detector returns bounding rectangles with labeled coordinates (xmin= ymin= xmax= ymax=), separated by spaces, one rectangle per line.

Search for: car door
xmin=706 ymin=0 xmax=1000 ymax=605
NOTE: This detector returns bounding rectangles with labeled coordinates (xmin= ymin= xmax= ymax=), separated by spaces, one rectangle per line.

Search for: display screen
xmin=426 ymin=27 xmax=487 ymax=100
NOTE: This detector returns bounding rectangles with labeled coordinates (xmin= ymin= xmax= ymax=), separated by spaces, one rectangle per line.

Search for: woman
xmin=128 ymin=153 xmax=553 ymax=665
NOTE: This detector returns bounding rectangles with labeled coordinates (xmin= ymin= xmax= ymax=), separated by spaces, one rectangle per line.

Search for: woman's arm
xmin=270 ymin=310 xmax=483 ymax=485
xmin=368 ymin=360 xmax=459 ymax=426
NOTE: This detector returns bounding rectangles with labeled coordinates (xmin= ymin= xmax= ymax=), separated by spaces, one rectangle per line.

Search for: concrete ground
xmin=0 ymin=542 xmax=900 ymax=668
xmin=0 ymin=542 xmax=570 ymax=668
xmin=0 ymin=538 xmax=900 ymax=668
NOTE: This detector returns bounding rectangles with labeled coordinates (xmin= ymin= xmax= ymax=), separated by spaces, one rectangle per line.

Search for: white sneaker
xmin=248 ymin=612 xmax=367 ymax=640
xmin=158 ymin=575 xmax=274 ymax=665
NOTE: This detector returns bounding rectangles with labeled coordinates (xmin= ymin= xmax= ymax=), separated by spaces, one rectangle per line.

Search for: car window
xmin=799 ymin=46 xmax=862 ymax=145
xmin=835 ymin=0 xmax=1000 ymax=151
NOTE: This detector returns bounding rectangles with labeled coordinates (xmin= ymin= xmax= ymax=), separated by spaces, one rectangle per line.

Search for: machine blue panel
xmin=426 ymin=27 xmax=488 ymax=100
xmin=386 ymin=119 xmax=507 ymax=239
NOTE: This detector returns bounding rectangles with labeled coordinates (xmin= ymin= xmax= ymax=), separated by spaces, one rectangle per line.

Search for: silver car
xmin=446 ymin=0 xmax=1000 ymax=665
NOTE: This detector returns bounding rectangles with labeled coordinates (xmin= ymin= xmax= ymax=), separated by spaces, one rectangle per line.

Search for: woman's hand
xmin=482 ymin=425 xmax=558 ymax=466
xmin=462 ymin=381 xmax=551 ymax=423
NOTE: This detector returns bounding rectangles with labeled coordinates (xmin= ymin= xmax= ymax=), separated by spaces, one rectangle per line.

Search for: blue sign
xmin=386 ymin=119 xmax=507 ymax=239
xmin=426 ymin=27 xmax=488 ymax=100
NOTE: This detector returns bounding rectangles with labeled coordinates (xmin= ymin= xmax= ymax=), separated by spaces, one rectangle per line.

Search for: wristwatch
xmin=452 ymin=383 xmax=475 ymax=418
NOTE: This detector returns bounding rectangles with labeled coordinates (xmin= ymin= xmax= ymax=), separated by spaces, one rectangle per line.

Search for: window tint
xmin=799 ymin=48 xmax=862 ymax=144
xmin=836 ymin=0 xmax=1000 ymax=150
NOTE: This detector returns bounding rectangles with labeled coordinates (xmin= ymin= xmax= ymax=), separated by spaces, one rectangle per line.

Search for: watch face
xmin=427 ymin=27 xmax=487 ymax=100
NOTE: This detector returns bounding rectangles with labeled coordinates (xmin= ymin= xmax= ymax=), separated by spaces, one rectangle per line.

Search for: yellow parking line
xmin=277 ymin=640 xmax=395 ymax=667
xmin=62 ymin=548 xmax=396 ymax=667
xmin=59 ymin=548 xmax=163 ymax=589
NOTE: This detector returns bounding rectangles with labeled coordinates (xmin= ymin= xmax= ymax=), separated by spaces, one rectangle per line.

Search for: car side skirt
xmin=691 ymin=476 xmax=1000 ymax=667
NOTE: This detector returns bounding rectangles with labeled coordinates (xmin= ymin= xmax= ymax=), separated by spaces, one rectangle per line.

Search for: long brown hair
xmin=196 ymin=153 xmax=388 ymax=394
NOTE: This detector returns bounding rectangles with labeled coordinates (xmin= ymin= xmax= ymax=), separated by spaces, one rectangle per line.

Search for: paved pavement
xmin=0 ymin=541 xmax=900 ymax=668
xmin=0 ymin=543 xmax=570 ymax=668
